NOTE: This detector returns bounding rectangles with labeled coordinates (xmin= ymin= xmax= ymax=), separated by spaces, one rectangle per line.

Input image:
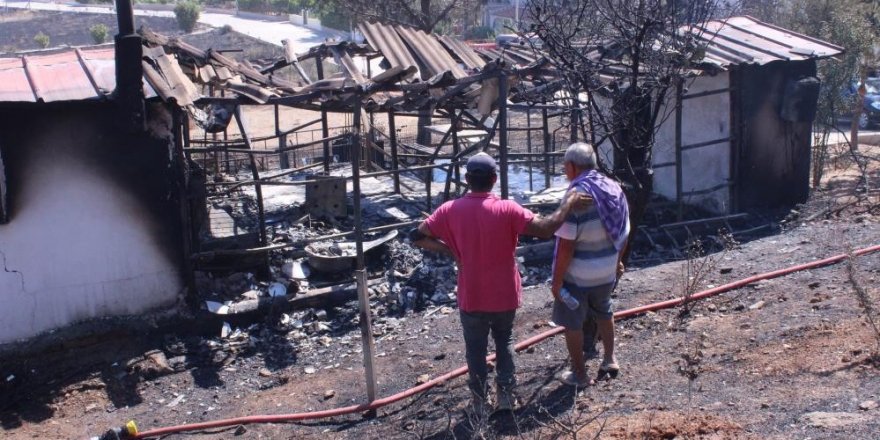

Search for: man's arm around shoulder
xmin=523 ymin=190 xmax=591 ymax=239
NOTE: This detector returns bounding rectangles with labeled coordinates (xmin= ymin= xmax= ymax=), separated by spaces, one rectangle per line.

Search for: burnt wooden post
xmin=526 ymin=109 xmax=533 ymax=192
xmin=276 ymin=104 xmax=289 ymax=169
xmin=234 ymin=106 xmax=268 ymax=247
xmin=316 ymin=55 xmax=331 ymax=173
xmin=172 ymin=107 xmax=197 ymax=305
xmin=350 ymin=101 xmax=378 ymax=404
xmin=221 ymin=89 xmax=229 ymax=173
xmin=451 ymin=111 xmax=461 ymax=195
xmin=498 ymin=74 xmax=509 ymax=199
xmin=675 ymin=80 xmax=684 ymax=221
xmin=388 ymin=111 xmax=400 ymax=193
xmin=542 ymin=108 xmax=551 ymax=189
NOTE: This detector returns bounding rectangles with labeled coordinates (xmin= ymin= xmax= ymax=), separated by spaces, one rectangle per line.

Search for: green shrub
xmin=89 ymin=23 xmax=109 ymax=44
xmin=464 ymin=25 xmax=495 ymax=41
xmin=174 ymin=1 xmax=201 ymax=33
xmin=320 ymin=9 xmax=350 ymax=32
xmin=33 ymin=32 xmax=50 ymax=49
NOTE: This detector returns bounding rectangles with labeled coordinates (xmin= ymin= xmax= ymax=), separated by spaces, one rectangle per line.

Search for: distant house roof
xmin=0 ymin=46 xmax=160 ymax=103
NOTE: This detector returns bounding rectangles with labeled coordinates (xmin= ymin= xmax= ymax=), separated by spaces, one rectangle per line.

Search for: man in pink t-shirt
xmin=413 ymin=152 xmax=587 ymax=413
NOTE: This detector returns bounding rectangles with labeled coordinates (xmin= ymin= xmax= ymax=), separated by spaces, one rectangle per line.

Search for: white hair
xmin=563 ymin=142 xmax=597 ymax=170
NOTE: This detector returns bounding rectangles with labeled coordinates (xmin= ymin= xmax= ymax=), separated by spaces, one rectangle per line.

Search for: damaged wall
xmin=592 ymin=72 xmax=732 ymax=214
xmin=731 ymin=60 xmax=816 ymax=210
xmin=0 ymin=102 xmax=184 ymax=345
xmin=653 ymin=72 xmax=732 ymax=214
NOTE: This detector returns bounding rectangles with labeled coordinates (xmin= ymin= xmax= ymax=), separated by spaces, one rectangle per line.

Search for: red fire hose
xmin=134 ymin=243 xmax=880 ymax=439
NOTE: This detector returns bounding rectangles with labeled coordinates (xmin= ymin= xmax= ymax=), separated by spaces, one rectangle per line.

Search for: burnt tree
xmin=524 ymin=0 xmax=726 ymax=255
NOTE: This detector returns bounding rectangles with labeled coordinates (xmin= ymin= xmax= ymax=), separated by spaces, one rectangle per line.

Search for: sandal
xmin=598 ymin=360 xmax=620 ymax=379
xmin=558 ymin=371 xmax=592 ymax=388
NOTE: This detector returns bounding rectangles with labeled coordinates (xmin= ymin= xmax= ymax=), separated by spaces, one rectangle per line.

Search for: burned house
xmin=0 ymin=13 xmax=845 ymax=347
xmin=649 ymin=16 xmax=843 ymax=214
xmin=0 ymin=44 xmax=196 ymax=345
xmin=628 ymin=17 xmax=841 ymax=214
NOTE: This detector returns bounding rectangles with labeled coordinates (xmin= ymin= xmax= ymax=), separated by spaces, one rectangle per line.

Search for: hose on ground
xmin=134 ymin=243 xmax=880 ymax=439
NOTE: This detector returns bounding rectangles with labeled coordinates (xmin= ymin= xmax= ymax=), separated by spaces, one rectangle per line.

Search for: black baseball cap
xmin=466 ymin=152 xmax=497 ymax=176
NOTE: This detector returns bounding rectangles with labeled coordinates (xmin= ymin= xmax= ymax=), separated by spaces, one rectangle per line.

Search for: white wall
xmin=0 ymin=119 xmax=183 ymax=345
xmin=653 ymin=72 xmax=732 ymax=214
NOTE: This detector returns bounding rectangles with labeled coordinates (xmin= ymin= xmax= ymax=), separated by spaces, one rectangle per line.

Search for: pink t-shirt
xmin=424 ymin=193 xmax=534 ymax=313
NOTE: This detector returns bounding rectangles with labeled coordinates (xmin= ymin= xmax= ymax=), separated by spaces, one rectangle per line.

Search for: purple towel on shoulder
xmin=570 ymin=170 xmax=630 ymax=251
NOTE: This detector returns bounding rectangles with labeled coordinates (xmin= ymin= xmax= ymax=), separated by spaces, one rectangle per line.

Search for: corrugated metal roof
xmin=438 ymin=36 xmax=486 ymax=72
xmin=0 ymin=46 xmax=162 ymax=104
xmin=0 ymin=57 xmax=34 ymax=102
xmin=393 ymin=25 xmax=468 ymax=80
xmin=689 ymin=16 xmax=844 ymax=66
xmin=358 ymin=21 xmax=421 ymax=80
xmin=474 ymin=16 xmax=843 ymax=73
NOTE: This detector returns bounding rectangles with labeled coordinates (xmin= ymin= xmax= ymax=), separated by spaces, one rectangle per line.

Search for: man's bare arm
xmin=551 ymin=238 xmax=575 ymax=301
xmin=411 ymin=222 xmax=456 ymax=260
xmin=616 ymin=238 xmax=629 ymax=279
xmin=522 ymin=191 xmax=591 ymax=239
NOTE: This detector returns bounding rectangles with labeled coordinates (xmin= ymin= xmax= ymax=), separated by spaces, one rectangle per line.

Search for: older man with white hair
xmin=551 ymin=142 xmax=630 ymax=387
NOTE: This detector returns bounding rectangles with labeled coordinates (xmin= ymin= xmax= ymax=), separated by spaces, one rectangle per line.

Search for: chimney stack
xmin=114 ymin=0 xmax=145 ymax=132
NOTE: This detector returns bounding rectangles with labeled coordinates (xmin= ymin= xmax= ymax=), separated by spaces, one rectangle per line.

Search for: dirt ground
xmin=1 ymin=214 xmax=878 ymax=440
xmin=1 ymin=137 xmax=879 ymax=440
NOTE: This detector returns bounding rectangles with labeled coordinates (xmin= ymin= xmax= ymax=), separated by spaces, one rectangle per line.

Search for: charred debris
xmin=125 ymin=21 xmax=785 ymax=346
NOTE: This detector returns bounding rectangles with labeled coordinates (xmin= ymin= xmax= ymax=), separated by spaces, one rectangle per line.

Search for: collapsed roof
xmin=0 ymin=16 xmax=843 ymax=113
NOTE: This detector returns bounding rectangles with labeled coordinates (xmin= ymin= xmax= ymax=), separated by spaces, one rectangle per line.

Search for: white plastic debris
xmin=6 ymin=375 xmax=14 ymax=382
xmin=268 ymin=282 xmax=287 ymax=297
xmin=242 ymin=289 xmax=261 ymax=300
xmin=381 ymin=206 xmax=410 ymax=221
xmin=221 ymin=322 xmax=232 ymax=338
xmin=282 ymin=260 xmax=311 ymax=280
xmin=167 ymin=394 xmax=185 ymax=408
xmin=206 ymin=301 xmax=229 ymax=315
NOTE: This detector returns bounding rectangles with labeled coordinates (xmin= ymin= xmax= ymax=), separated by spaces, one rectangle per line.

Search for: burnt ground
xmin=1 ymin=213 xmax=878 ymax=439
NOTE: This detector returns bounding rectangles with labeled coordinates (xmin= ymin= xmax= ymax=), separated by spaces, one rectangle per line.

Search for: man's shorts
xmin=552 ymin=281 xmax=615 ymax=330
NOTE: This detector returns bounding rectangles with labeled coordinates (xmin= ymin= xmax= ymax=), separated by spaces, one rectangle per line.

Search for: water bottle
xmin=560 ymin=287 xmax=580 ymax=310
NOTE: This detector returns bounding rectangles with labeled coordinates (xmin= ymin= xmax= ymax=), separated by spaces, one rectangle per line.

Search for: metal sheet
xmin=691 ymin=16 xmax=843 ymax=67
xmin=24 ymin=51 xmax=97 ymax=102
xmin=438 ymin=36 xmax=486 ymax=71
xmin=0 ymin=57 xmax=35 ymax=102
xmin=143 ymin=45 xmax=200 ymax=105
xmin=328 ymin=45 xmax=367 ymax=83
xmin=78 ymin=47 xmax=158 ymax=99
xmin=393 ymin=25 xmax=467 ymax=79
xmin=0 ymin=46 xmax=165 ymax=104
xmin=358 ymin=21 xmax=420 ymax=80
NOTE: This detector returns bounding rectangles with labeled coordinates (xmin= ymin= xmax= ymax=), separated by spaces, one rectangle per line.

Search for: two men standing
xmin=413 ymin=144 xmax=629 ymax=411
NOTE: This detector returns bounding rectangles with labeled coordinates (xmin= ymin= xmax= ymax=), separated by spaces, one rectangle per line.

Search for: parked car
xmin=841 ymin=78 xmax=880 ymax=129
xmin=495 ymin=33 xmax=542 ymax=49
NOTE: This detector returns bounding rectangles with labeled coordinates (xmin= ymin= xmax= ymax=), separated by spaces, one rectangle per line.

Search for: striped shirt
xmin=554 ymin=188 xmax=625 ymax=288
